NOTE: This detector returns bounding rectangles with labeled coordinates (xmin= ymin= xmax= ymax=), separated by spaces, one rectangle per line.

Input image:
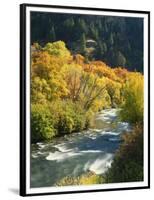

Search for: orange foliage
xmin=114 ymin=67 xmax=129 ymax=82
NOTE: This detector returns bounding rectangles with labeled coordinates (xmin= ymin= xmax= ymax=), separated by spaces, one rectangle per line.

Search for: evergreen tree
xmin=31 ymin=13 xmax=143 ymax=71
xmin=109 ymin=33 xmax=114 ymax=46
xmin=80 ymin=33 xmax=86 ymax=55
xmin=116 ymin=51 xmax=126 ymax=66
xmin=49 ymin=26 xmax=56 ymax=41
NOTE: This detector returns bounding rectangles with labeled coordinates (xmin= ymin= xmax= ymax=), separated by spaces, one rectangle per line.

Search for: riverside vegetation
xmin=31 ymin=41 xmax=143 ymax=185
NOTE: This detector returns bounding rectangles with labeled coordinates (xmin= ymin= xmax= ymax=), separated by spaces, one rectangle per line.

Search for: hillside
xmin=31 ymin=12 xmax=143 ymax=72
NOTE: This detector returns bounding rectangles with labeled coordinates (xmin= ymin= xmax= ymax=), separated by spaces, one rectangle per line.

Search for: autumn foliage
xmin=31 ymin=41 xmax=143 ymax=142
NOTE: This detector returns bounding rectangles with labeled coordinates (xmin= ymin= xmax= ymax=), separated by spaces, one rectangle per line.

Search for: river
xmin=30 ymin=108 xmax=131 ymax=188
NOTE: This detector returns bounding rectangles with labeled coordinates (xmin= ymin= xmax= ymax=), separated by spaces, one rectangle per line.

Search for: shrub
xmin=72 ymin=113 xmax=85 ymax=131
xmin=70 ymin=102 xmax=87 ymax=131
xmin=31 ymin=100 xmax=93 ymax=142
xmin=55 ymin=176 xmax=79 ymax=186
xmin=105 ymin=125 xmax=143 ymax=183
xmin=79 ymin=172 xmax=104 ymax=185
xmin=57 ymin=113 xmax=74 ymax=134
xmin=56 ymin=101 xmax=88 ymax=135
xmin=31 ymin=104 xmax=57 ymax=143
xmin=56 ymin=172 xmax=104 ymax=186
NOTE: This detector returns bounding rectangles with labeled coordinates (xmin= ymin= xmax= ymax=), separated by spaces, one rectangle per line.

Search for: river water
xmin=31 ymin=109 xmax=131 ymax=188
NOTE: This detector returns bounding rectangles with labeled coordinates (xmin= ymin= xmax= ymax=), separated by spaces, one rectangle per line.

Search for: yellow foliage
xmin=120 ymin=72 xmax=143 ymax=123
xmin=31 ymin=40 xmax=143 ymax=113
xmin=56 ymin=172 xmax=104 ymax=186
xmin=79 ymin=173 xmax=104 ymax=185
xmin=43 ymin=40 xmax=72 ymax=62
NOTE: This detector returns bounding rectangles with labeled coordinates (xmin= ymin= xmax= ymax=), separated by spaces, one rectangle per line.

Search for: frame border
xmin=20 ymin=3 xmax=150 ymax=197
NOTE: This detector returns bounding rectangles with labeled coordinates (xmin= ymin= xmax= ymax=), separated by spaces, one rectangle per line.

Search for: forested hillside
xmin=31 ymin=12 xmax=143 ymax=71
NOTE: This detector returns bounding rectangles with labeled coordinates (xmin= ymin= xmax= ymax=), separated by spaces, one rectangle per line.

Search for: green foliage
xmin=64 ymin=18 xmax=75 ymax=28
xmin=31 ymin=13 xmax=143 ymax=71
xmin=120 ymin=73 xmax=143 ymax=123
xmin=105 ymin=125 xmax=143 ymax=183
xmin=57 ymin=114 xmax=74 ymax=134
xmin=49 ymin=26 xmax=56 ymax=41
xmin=43 ymin=41 xmax=71 ymax=61
xmin=55 ymin=101 xmax=89 ymax=135
xmin=56 ymin=102 xmax=75 ymax=134
xmin=115 ymin=51 xmax=126 ymax=66
xmin=31 ymin=100 xmax=92 ymax=141
xmin=31 ymin=104 xmax=57 ymax=143
xmin=109 ymin=33 xmax=114 ymax=46
xmin=106 ymin=79 xmax=122 ymax=107
xmin=80 ymin=33 xmax=86 ymax=55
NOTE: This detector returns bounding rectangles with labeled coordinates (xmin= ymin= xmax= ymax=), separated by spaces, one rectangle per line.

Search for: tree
xmin=49 ymin=25 xmax=56 ymax=41
xmin=120 ymin=72 xmax=143 ymax=123
xmin=109 ymin=32 xmax=114 ymax=46
xmin=78 ymin=19 xmax=87 ymax=33
xmin=80 ymin=33 xmax=86 ymax=55
xmin=106 ymin=79 xmax=122 ymax=107
xmin=31 ymin=13 xmax=143 ymax=71
xmin=96 ymin=42 xmax=107 ymax=58
xmin=64 ymin=64 xmax=83 ymax=101
xmin=31 ymin=43 xmax=70 ymax=103
xmin=105 ymin=125 xmax=143 ymax=183
xmin=43 ymin=41 xmax=72 ymax=62
xmin=64 ymin=18 xmax=75 ymax=28
xmin=115 ymin=51 xmax=126 ymax=66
